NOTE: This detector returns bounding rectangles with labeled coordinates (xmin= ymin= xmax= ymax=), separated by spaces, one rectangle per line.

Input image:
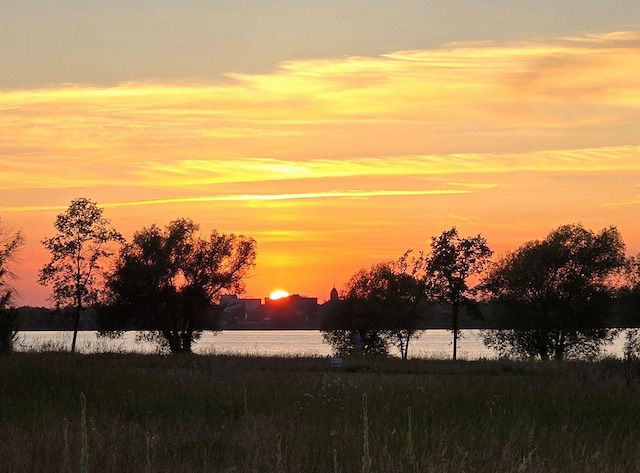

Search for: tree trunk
xmin=403 ymin=333 xmax=411 ymax=361
xmin=536 ymin=329 xmax=549 ymax=361
xmin=72 ymin=252 xmax=82 ymax=354
xmin=168 ymin=331 xmax=180 ymax=353
xmin=183 ymin=330 xmax=192 ymax=353
xmin=71 ymin=301 xmax=81 ymax=354
xmin=452 ymin=302 xmax=459 ymax=361
xmin=554 ymin=330 xmax=566 ymax=361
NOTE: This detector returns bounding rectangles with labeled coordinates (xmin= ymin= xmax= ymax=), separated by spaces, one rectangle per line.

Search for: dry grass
xmin=1 ymin=353 xmax=640 ymax=472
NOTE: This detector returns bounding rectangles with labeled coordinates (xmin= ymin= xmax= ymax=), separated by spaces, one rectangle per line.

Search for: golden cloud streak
xmin=2 ymin=145 xmax=639 ymax=192
xmin=1 ymin=30 xmax=639 ymax=201
xmin=0 ymin=188 xmax=469 ymax=213
xmin=132 ymin=146 xmax=640 ymax=187
xmin=601 ymin=196 xmax=640 ymax=209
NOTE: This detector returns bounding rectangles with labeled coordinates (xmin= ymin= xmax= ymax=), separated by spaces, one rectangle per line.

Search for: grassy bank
xmin=1 ymin=353 xmax=640 ymax=472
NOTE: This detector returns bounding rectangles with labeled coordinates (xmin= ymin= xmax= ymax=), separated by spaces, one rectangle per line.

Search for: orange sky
xmin=2 ymin=31 xmax=640 ymax=306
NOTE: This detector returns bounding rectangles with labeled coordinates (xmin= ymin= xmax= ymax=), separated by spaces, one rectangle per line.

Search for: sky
xmin=2 ymin=1 xmax=640 ymax=306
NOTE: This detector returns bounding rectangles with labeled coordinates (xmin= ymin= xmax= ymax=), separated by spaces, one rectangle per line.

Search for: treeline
xmin=321 ymin=225 xmax=640 ymax=361
xmin=1 ymin=199 xmax=256 ymax=354
xmin=1 ymin=198 xmax=640 ymax=359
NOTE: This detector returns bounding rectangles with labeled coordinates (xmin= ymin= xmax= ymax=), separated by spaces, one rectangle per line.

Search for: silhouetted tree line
xmin=322 ymin=225 xmax=640 ymax=361
xmin=100 ymin=217 xmax=256 ymax=353
xmin=2 ymin=198 xmax=640 ymax=359
xmin=35 ymin=198 xmax=256 ymax=354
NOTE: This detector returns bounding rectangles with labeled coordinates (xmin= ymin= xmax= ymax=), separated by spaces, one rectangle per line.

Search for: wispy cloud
xmin=2 ymin=30 xmax=640 ymax=195
xmin=3 ymin=31 xmax=640 ymax=306
xmin=601 ymin=196 xmax=640 ymax=209
xmin=0 ymin=188 xmax=471 ymax=213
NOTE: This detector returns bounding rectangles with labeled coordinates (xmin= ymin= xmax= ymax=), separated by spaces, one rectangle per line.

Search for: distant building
xmin=220 ymin=295 xmax=262 ymax=324
xmin=264 ymin=294 xmax=319 ymax=327
xmin=219 ymin=289 xmax=341 ymax=328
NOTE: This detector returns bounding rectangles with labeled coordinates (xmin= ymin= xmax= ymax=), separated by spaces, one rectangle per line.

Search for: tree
xmin=481 ymin=224 xmax=626 ymax=361
xmin=321 ymin=256 xmax=428 ymax=359
xmin=0 ymin=219 xmax=24 ymax=354
xmin=425 ymin=227 xmax=493 ymax=360
xmin=39 ymin=198 xmax=123 ymax=353
xmin=102 ymin=219 xmax=256 ymax=353
xmin=617 ymin=254 xmax=640 ymax=360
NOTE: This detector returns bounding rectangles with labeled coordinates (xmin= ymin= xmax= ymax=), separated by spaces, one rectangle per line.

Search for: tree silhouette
xmin=481 ymin=224 xmax=626 ymax=360
xmin=615 ymin=253 xmax=640 ymax=359
xmin=0 ymin=218 xmax=24 ymax=354
xmin=322 ymin=255 xmax=428 ymax=359
xmin=426 ymin=228 xmax=492 ymax=360
xmin=103 ymin=218 xmax=256 ymax=353
xmin=39 ymin=198 xmax=123 ymax=353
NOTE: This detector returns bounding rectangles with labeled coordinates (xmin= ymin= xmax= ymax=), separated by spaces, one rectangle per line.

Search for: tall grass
xmin=1 ymin=353 xmax=640 ymax=472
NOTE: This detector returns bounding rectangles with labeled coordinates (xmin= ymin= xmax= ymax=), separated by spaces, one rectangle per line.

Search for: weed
xmin=361 ymin=393 xmax=371 ymax=473
xmin=2 ymin=354 xmax=640 ymax=472
xmin=80 ymin=393 xmax=89 ymax=473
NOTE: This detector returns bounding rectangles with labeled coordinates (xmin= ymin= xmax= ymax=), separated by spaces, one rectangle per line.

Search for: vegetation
xmin=19 ymin=208 xmax=640 ymax=361
xmin=2 ymin=352 xmax=640 ymax=473
xmin=619 ymin=254 xmax=640 ymax=359
xmin=321 ymin=255 xmax=428 ymax=359
xmin=323 ymin=228 xmax=493 ymax=361
xmin=101 ymin=218 xmax=257 ymax=353
xmin=321 ymin=224 xmax=640 ymax=362
xmin=0 ymin=219 xmax=24 ymax=354
xmin=425 ymin=227 xmax=493 ymax=360
xmin=39 ymin=198 xmax=123 ymax=353
xmin=481 ymin=224 xmax=627 ymax=361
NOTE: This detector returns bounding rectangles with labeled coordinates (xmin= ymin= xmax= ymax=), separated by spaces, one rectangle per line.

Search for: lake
xmin=15 ymin=329 xmax=633 ymax=359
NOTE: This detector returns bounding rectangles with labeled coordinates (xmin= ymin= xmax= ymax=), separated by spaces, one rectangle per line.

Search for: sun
xmin=269 ymin=289 xmax=290 ymax=300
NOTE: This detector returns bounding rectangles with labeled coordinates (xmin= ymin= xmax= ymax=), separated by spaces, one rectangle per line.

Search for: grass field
xmin=1 ymin=353 xmax=640 ymax=472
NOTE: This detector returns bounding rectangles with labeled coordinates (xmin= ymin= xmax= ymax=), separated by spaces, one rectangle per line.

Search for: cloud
xmin=601 ymin=196 xmax=640 ymax=209
xmin=1 ymin=30 xmax=639 ymax=206
xmin=0 ymin=188 xmax=472 ymax=213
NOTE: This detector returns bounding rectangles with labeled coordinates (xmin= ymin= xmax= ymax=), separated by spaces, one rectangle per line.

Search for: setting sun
xmin=269 ymin=290 xmax=290 ymax=300
xmin=2 ymin=2 xmax=640 ymax=308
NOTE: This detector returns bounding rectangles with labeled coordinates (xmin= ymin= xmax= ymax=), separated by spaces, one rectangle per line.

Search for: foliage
xmin=615 ymin=253 xmax=640 ymax=323
xmin=39 ymin=198 xmax=123 ymax=353
xmin=628 ymin=253 xmax=640 ymax=287
xmin=482 ymin=328 xmax=616 ymax=361
xmin=619 ymin=255 xmax=640 ymax=359
xmin=425 ymin=227 xmax=493 ymax=360
xmin=321 ymin=327 xmax=390 ymax=357
xmin=0 ymin=218 xmax=24 ymax=354
xmin=102 ymin=218 xmax=256 ymax=353
xmin=481 ymin=224 xmax=626 ymax=360
xmin=0 ymin=308 xmax=18 ymax=355
xmin=623 ymin=328 xmax=640 ymax=361
xmin=322 ymin=255 xmax=429 ymax=359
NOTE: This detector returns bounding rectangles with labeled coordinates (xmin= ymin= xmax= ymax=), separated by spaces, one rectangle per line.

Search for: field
xmin=1 ymin=353 xmax=640 ymax=472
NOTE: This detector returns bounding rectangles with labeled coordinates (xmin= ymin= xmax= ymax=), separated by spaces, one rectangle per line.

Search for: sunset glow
xmin=2 ymin=2 xmax=640 ymax=307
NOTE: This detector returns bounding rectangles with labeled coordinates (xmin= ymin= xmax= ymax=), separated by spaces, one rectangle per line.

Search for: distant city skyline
xmin=2 ymin=1 xmax=640 ymax=307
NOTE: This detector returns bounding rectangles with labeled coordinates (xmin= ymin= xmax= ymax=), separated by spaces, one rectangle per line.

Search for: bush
xmin=0 ymin=306 xmax=18 ymax=354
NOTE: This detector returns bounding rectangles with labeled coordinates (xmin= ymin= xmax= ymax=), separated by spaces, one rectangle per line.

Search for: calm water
xmin=15 ymin=329 xmax=631 ymax=359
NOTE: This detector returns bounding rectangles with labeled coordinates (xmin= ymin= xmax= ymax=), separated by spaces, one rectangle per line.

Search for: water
xmin=15 ymin=329 xmax=632 ymax=359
